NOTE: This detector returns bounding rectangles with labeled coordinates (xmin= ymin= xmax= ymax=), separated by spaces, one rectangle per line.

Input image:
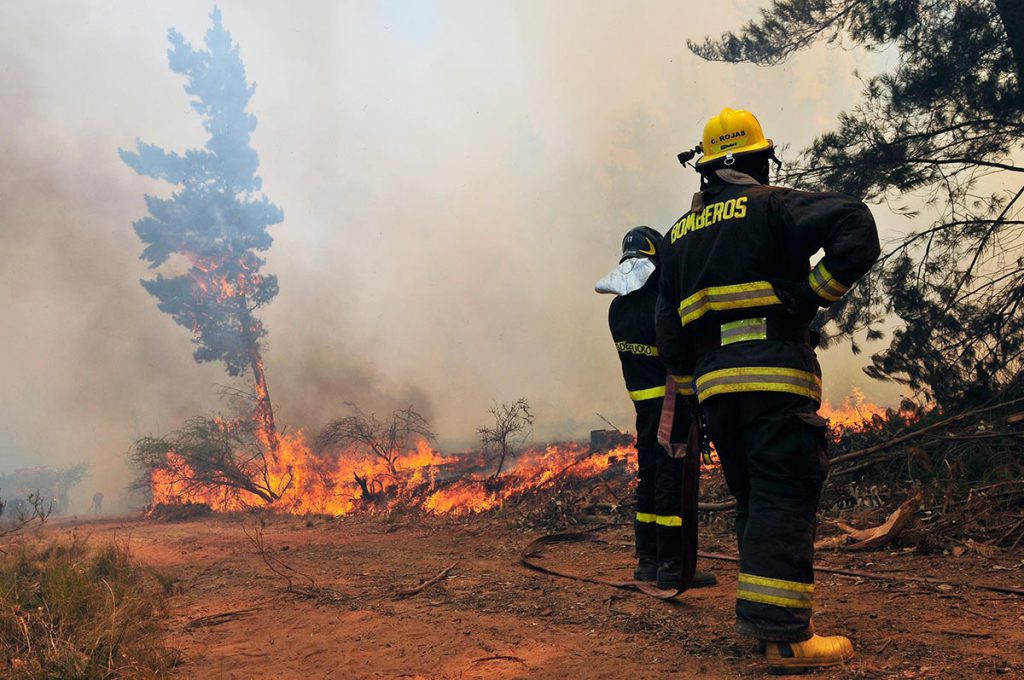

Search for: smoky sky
xmin=0 ymin=1 xmax=907 ymax=505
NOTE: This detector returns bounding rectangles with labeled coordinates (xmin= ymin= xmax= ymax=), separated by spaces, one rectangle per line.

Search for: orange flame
xmin=150 ymin=388 xmax=917 ymax=517
xmin=148 ymin=428 xmax=639 ymax=518
xmin=422 ymin=443 xmax=635 ymax=514
xmin=819 ymin=387 xmax=925 ymax=437
xmin=182 ymin=251 xmax=267 ymax=320
xmin=820 ymin=387 xmax=887 ymax=430
xmin=148 ymin=388 xmax=921 ymax=518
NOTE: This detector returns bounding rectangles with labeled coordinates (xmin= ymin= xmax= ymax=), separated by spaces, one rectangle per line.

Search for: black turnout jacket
xmin=655 ymin=170 xmax=880 ymax=404
xmin=610 ymin=278 xmax=677 ymax=402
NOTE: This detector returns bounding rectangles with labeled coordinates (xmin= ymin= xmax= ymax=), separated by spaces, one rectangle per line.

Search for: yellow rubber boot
xmin=764 ymin=634 xmax=854 ymax=674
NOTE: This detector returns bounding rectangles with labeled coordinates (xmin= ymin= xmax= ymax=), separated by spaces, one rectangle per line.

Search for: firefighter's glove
xmin=772 ymin=279 xmax=821 ymax=324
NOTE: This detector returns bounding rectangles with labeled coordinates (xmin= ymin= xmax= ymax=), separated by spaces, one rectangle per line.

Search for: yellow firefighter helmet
xmin=695 ymin=107 xmax=774 ymax=168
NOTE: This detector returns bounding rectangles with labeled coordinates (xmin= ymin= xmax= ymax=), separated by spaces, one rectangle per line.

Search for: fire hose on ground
xmin=519 ymin=526 xmax=1024 ymax=599
xmin=522 ymin=386 xmax=1024 ymax=599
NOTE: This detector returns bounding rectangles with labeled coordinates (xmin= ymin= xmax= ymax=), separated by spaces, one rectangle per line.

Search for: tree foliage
xmin=691 ymin=0 xmax=1024 ymax=406
xmin=122 ymin=8 xmax=285 ymax=465
xmin=120 ymin=8 xmax=282 ymax=377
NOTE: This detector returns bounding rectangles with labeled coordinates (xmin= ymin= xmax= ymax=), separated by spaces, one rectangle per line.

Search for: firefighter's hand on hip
xmin=772 ymin=279 xmax=821 ymax=324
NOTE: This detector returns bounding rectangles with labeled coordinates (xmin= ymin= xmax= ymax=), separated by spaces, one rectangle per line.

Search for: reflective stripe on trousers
xmin=738 ymin=573 xmax=813 ymax=609
xmin=636 ymin=512 xmax=681 ymax=527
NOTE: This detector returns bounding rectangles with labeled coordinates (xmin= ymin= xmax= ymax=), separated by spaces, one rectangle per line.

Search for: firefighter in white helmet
xmin=597 ymin=226 xmax=716 ymax=589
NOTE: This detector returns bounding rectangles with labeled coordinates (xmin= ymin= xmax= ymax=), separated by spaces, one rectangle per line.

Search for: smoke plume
xmin=0 ymin=1 xmax=903 ymax=511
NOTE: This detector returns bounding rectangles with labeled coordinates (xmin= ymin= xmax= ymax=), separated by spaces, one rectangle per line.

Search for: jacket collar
xmin=690 ymin=169 xmax=761 ymax=211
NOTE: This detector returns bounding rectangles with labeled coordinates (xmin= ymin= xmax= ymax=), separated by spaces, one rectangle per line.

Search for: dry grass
xmin=0 ymin=533 xmax=177 ymax=679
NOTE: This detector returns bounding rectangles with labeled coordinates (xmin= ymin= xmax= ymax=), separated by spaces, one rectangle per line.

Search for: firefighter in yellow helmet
xmin=656 ymin=108 xmax=880 ymax=673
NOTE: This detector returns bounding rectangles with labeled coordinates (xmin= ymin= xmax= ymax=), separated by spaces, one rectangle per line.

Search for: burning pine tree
xmin=117 ymin=10 xmax=800 ymax=520
xmin=121 ymin=10 xmax=284 ymax=465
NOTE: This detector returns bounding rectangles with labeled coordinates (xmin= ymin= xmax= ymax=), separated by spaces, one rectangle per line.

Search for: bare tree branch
xmin=131 ymin=416 xmax=290 ymax=506
xmin=478 ymin=398 xmax=535 ymax=478
xmin=315 ymin=404 xmax=436 ymax=479
xmin=0 ymin=490 xmax=52 ymax=541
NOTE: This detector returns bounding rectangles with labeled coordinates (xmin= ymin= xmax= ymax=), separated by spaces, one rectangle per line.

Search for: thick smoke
xmin=0 ymin=1 xmax=903 ymax=510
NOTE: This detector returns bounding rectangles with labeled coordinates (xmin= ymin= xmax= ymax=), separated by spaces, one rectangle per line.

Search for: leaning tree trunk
xmin=249 ymin=347 xmax=281 ymax=463
xmin=238 ymin=305 xmax=281 ymax=464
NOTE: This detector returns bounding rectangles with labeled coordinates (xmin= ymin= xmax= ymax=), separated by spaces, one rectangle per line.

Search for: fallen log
xmin=815 ymin=491 xmax=921 ymax=551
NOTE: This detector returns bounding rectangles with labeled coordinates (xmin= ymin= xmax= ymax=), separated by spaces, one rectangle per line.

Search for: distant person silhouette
xmin=91 ymin=492 xmax=104 ymax=514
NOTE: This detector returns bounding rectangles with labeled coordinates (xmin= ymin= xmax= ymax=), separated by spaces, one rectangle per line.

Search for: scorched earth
xmin=44 ymin=510 xmax=1024 ymax=680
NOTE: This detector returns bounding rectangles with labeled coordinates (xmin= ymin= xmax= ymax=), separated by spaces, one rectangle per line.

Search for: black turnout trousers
xmin=634 ymin=395 xmax=686 ymax=564
xmin=702 ymin=392 xmax=830 ymax=641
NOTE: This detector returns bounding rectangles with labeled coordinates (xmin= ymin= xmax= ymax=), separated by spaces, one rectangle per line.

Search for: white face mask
xmin=594 ymin=257 xmax=656 ymax=296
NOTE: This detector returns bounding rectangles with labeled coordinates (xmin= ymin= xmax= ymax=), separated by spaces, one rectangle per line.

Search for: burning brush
xmin=136 ymin=415 xmax=637 ymax=518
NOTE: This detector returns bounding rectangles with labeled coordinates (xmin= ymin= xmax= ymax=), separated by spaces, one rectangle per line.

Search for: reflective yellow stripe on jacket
xmin=694 ymin=366 xmax=821 ymax=403
xmin=629 ymin=385 xmax=666 ymax=401
xmin=677 ymin=281 xmax=781 ymax=327
xmin=737 ymin=573 xmax=813 ymax=609
xmin=720 ymin=317 xmax=767 ymax=346
xmin=808 ymin=262 xmax=849 ymax=302
xmin=630 ymin=378 xmax=695 ymax=401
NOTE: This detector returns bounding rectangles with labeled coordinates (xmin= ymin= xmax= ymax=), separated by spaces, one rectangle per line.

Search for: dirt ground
xmin=42 ymin=512 xmax=1024 ymax=679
